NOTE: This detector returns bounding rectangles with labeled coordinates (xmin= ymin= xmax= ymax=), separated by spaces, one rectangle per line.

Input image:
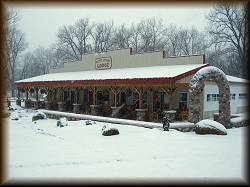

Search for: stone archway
xmin=188 ymin=66 xmax=231 ymax=128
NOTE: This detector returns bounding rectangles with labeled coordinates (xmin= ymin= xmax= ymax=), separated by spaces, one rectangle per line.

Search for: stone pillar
xmin=136 ymin=108 xmax=147 ymax=121
xmin=58 ymin=101 xmax=66 ymax=112
xmin=111 ymin=106 xmax=120 ymax=117
xmin=34 ymin=101 xmax=39 ymax=110
xmin=90 ymin=105 xmax=99 ymax=116
xmin=163 ymin=110 xmax=176 ymax=123
xmin=73 ymin=103 xmax=81 ymax=114
xmin=45 ymin=101 xmax=53 ymax=110
xmin=45 ymin=101 xmax=49 ymax=109
xmin=16 ymin=99 xmax=21 ymax=106
xmin=24 ymin=100 xmax=30 ymax=108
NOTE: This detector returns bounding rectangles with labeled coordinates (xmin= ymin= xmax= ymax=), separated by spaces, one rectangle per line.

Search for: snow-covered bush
xmin=230 ymin=115 xmax=249 ymax=128
xmin=85 ymin=120 xmax=96 ymax=125
xmin=195 ymin=119 xmax=227 ymax=135
xmin=11 ymin=114 xmax=19 ymax=120
xmin=57 ymin=117 xmax=68 ymax=128
xmin=32 ymin=112 xmax=47 ymax=122
xmin=102 ymin=125 xmax=119 ymax=136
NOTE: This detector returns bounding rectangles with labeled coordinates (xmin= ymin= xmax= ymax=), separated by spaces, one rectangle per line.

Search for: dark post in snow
xmin=163 ymin=116 xmax=170 ymax=131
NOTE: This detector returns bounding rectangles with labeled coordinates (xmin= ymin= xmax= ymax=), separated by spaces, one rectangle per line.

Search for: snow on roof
xmin=16 ymin=64 xmax=207 ymax=83
xmin=226 ymin=75 xmax=249 ymax=83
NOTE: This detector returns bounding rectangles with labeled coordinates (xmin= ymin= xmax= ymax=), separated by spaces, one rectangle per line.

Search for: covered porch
xmin=15 ymin=83 xmax=189 ymax=122
xmin=15 ymin=64 xmax=208 ymax=122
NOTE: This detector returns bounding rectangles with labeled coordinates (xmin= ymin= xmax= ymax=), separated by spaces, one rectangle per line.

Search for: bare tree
xmin=4 ymin=8 xmax=27 ymax=96
xmin=112 ymin=24 xmax=132 ymax=49
xmin=56 ymin=18 xmax=93 ymax=61
xmin=33 ymin=47 xmax=53 ymax=75
xmin=18 ymin=52 xmax=34 ymax=80
xmin=49 ymin=45 xmax=67 ymax=68
xmin=178 ymin=27 xmax=209 ymax=55
xmin=91 ymin=21 xmax=114 ymax=52
xmin=6 ymin=8 xmax=20 ymax=26
xmin=130 ymin=23 xmax=142 ymax=53
xmin=206 ymin=2 xmax=247 ymax=77
xmin=164 ymin=24 xmax=181 ymax=56
xmin=139 ymin=17 xmax=165 ymax=52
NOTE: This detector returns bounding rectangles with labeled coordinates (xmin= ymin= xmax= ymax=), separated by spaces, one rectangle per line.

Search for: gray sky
xmin=7 ymin=3 xmax=213 ymax=52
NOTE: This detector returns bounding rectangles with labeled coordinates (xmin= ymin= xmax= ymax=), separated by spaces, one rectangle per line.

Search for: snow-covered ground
xmin=4 ymin=101 xmax=248 ymax=183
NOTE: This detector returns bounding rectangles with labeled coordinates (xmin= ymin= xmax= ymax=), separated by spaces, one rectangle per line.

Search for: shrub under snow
xmin=32 ymin=111 xmax=47 ymax=122
xmin=85 ymin=120 xmax=96 ymax=125
xmin=57 ymin=117 xmax=68 ymax=127
xmin=102 ymin=125 xmax=119 ymax=136
xmin=230 ymin=115 xmax=249 ymax=128
xmin=195 ymin=119 xmax=227 ymax=135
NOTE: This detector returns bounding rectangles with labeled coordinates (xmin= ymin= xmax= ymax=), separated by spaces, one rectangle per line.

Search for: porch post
xmin=24 ymin=88 xmax=29 ymax=108
xmin=45 ymin=88 xmax=50 ymax=110
xmin=93 ymin=86 xmax=96 ymax=105
xmin=26 ymin=89 xmax=28 ymax=100
xmin=134 ymin=87 xmax=147 ymax=121
xmin=58 ymin=88 xmax=66 ymax=112
xmin=169 ymin=90 xmax=176 ymax=110
xmin=111 ymin=87 xmax=121 ymax=108
xmin=134 ymin=87 xmax=144 ymax=109
xmin=73 ymin=88 xmax=81 ymax=114
xmin=90 ymin=86 xmax=98 ymax=115
xmin=16 ymin=88 xmax=21 ymax=106
xmin=34 ymin=88 xmax=39 ymax=110
xmin=161 ymin=86 xmax=176 ymax=110
xmin=110 ymin=87 xmax=122 ymax=117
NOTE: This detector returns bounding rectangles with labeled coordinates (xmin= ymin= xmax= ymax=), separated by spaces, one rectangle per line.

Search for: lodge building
xmin=15 ymin=48 xmax=249 ymax=122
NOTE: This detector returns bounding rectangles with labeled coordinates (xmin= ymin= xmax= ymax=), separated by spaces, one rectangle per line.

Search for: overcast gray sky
xmin=7 ymin=3 xmax=214 ymax=52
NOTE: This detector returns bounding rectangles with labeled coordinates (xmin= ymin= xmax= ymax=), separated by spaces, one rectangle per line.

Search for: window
xmin=239 ymin=93 xmax=248 ymax=99
xmin=207 ymin=94 xmax=211 ymax=102
xmin=212 ymin=94 xmax=219 ymax=101
xmin=179 ymin=92 xmax=188 ymax=109
xmin=207 ymin=94 xmax=219 ymax=102
xmin=230 ymin=93 xmax=236 ymax=100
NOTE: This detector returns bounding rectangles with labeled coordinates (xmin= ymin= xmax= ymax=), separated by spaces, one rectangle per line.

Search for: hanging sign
xmin=95 ymin=57 xmax=112 ymax=70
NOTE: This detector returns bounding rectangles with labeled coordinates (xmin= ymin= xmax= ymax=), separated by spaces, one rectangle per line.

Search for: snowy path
xmin=4 ymin=104 xmax=248 ymax=183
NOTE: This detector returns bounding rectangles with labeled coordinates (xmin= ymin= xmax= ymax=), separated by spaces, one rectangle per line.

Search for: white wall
xmin=49 ymin=48 xmax=204 ymax=73
xmin=203 ymin=82 xmax=248 ymax=116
